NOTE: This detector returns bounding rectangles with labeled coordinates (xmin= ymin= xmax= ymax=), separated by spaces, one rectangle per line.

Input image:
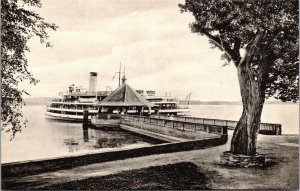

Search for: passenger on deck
xmin=169 ymin=114 xmax=174 ymax=120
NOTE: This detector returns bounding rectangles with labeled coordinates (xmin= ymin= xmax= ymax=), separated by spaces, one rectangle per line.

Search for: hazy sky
xmin=21 ymin=0 xmax=241 ymax=101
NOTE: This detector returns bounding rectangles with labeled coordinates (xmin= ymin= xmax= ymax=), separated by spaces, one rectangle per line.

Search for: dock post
xmin=83 ymin=110 xmax=89 ymax=129
xmin=276 ymin=124 xmax=282 ymax=135
xmin=83 ymin=127 xmax=89 ymax=142
xmin=206 ymin=125 xmax=210 ymax=133
xmin=82 ymin=110 xmax=89 ymax=142
xmin=222 ymin=126 xmax=228 ymax=135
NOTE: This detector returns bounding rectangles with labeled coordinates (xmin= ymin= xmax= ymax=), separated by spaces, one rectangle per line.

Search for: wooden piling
xmin=82 ymin=110 xmax=89 ymax=128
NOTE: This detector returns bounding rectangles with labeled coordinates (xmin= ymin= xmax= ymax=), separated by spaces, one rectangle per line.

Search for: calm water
xmin=189 ymin=104 xmax=299 ymax=134
xmin=1 ymin=104 xmax=298 ymax=163
xmin=1 ymin=106 xmax=153 ymax=163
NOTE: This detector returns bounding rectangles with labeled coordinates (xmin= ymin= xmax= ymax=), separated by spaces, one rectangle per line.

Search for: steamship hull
xmin=45 ymin=112 xmax=89 ymax=121
xmin=45 ymin=105 xmax=98 ymax=121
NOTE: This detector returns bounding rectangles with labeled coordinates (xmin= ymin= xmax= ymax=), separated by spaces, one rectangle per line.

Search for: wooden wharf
xmin=91 ymin=113 xmax=281 ymax=135
xmin=120 ymin=115 xmax=228 ymax=137
xmin=149 ymin=115 xmax=282 ymax=135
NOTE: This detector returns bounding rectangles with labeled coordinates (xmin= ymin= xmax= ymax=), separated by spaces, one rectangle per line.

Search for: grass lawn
xmin=38 ymin=162 xmax=210 ymax=190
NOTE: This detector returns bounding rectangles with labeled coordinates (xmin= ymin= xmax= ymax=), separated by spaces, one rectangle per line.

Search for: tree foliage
xmin=180 ymin=0 xmax=298 ymax=155
xmin=179 ymin=0 xmax=299 ymax=102
xmin=1 ymin=0 xmax=58 ymax=139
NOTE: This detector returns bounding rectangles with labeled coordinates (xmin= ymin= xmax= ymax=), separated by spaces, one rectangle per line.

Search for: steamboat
xmin=46 ymin=72 xmax=190 ymax=121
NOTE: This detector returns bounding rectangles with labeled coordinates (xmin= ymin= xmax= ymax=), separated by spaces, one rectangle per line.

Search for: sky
xmin=21 ymin=0 xmax=241 ymax=101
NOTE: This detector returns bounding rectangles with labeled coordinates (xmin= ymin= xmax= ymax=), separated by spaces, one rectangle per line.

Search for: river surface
xmin=189 ymin=104 xmax=298 ymax=134
xmin=1 ymin=106 xmax=154 ymax=163
xmin=1 ymin=104 xmax=298 ymax=163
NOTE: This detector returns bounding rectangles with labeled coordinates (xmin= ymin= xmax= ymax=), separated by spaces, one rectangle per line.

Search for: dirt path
xmin=2 ymin=131 xmax=299 ymax=190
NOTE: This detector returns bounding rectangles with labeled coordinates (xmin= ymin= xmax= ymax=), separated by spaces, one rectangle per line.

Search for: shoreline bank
xmin=2 ymin=131 xmax=298 ymax=190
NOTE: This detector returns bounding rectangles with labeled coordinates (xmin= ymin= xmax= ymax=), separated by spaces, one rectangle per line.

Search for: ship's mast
xmin=112 ymin=63 xmax=123 ymax=87
xmin=118 ymin=63 xmax=121 ymax=87
xmin=122 ymin=66 xmax=127 ymax=85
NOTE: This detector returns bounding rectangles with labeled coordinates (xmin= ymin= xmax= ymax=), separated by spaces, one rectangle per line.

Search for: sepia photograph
xmin=1 ymin=0 xmax=299 ymax=190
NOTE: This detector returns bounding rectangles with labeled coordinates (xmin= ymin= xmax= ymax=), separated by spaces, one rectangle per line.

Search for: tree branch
xmin=240 ymin=31 xmax=266 ymax=68
xmin=232 ymin=38 xmax=242 ymax=66
xmin=200 ymin=28 xmax=241 ymax=66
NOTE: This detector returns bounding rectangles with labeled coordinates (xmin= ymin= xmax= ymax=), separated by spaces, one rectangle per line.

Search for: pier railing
xmin=150 ymin=115 xmax=282 ymax=135
xmin=121 ymin=115 xmax=228 ymax=136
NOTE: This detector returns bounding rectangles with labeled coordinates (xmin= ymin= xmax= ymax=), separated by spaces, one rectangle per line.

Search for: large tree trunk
xmin=230 ymin=63 xmax=266 ymax=156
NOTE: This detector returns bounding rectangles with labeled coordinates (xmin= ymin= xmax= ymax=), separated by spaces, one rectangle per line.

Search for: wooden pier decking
xmin=120 ymin=115 xmax=227 ymax=137
xmin=149 ymin=115 xmax=282 ymax=135
xmin=91 ymin=114 xmax=281 ymax=135
xmin=91 ymin=113 xmax=230 ymax=148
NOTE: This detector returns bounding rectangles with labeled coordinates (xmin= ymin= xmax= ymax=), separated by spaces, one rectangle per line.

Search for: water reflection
xmin=64 ymin=139 xmax=79 ymax=152
xmin=82 ymin=123 xmax=89 ymax=142
xmin=95 ymin=137 xmax=121 ymax=149
xmin=2 ymin=106 xmax=153 ymax=163
xmin=61 ymin=127 xmax=151 ymax=154
xmin=83 ymin=129 xmax=89 ymax=142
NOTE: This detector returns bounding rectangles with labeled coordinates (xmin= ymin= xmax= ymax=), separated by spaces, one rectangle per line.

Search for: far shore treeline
xmin=23 ymin=97 xmax=297 ymax=106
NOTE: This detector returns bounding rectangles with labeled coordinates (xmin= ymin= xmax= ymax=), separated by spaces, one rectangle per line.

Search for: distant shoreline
xmin=23 ymin=97 xmax=297 ymax=106
xmin=179 ymin=100 xmax=298 ymax=105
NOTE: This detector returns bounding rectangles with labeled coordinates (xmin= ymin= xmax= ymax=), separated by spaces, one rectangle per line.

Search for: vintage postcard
xmin=1 ymin=0 xmax=299 ymax=190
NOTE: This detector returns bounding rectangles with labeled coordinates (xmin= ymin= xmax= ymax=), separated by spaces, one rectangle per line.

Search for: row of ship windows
xmin=47 ymin=110 xmax=97 ymax=115
xmin=154 ymin=104 xmax=177 ymax=109
xmin=50 ymin=105 xmax=98 ymax=110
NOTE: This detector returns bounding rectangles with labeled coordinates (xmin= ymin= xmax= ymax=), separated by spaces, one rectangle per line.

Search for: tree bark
xmin=230 ymin=60 xmax=267 ymax=155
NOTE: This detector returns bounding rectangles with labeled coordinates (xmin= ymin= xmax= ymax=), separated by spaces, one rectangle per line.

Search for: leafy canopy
xmin=1 ymin=0 xmax=58 ymax=139
xmin=179 ymin=0 xmax=298 ymax=102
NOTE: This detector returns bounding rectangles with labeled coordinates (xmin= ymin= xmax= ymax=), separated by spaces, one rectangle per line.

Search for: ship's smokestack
xmin=89 ymin=72 xmax=97 ymax=92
